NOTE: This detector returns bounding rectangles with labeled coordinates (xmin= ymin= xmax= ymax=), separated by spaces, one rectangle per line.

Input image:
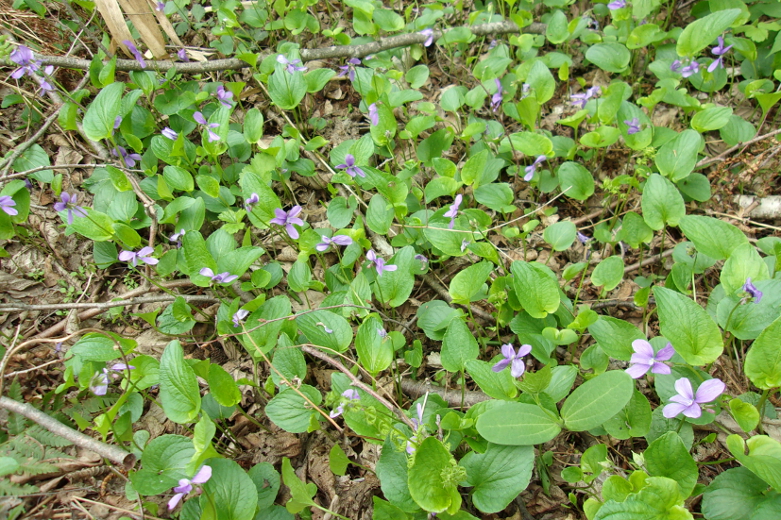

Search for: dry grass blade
xmin=147 ymin=0 xmax=184 ymax=47
xmin=117 ymin=0 xmax=167 ymax=58
xmin=93 ymin=0 xmax=134 ymax=54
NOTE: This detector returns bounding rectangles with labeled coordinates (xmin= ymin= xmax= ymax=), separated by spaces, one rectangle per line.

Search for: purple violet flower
xmin=244 ymin=193 xmax=260 ymax=212
xmin=90 ymin=369 xmax=109 ymax=396
xmin=169 ymin=228 xmax=185 ymax=247
xmin=607 ymin=0 xmax=627 ymax=9
xmin=336 ymin=154 xmax=365 ymax=178
xmin=119 ymin=247 xmax=159 ymax=267
xmin=10 ymin=45 xmax=39 ymax=79
xmin=0 ymin=195 xmax=18 ymax=216
xmin=232 ymin=309 xmax=249 ymax=327
xmin=366 ymin=249 xmax=397 ymax=276
xmin=577 ymin=231 xmax=591 ymax=244
xmin=741 ymin=278 xmax=763 ymax=304
xmin=337 ymin=58 xmax=361 ymax=82
xmin=461 ymin=239 xmax=470 ymax=252
xmin=36 ymin=65 xmax=55 ymax=93
xmin=420 ymin=28 xmax=435 ymax=47
xmin=114 ymin=116 xmax=123 ymax=130
xmin=177 ymin=48 xmax=189 ymax=62
xmin=277 ymin=55 xmax=307 ymax=74
xmin=316 ymin=234 xmax=353 ymax=252
xmin=625 ymin=340 xmax=675 ymax=378
xmin=524 ymin=155 xmax=547 ymax=181
xmin=161 ymin=127 xmax=178 ymax=140
xmin=681 ymin=60 xmax=700 ymax=77
xmin=491 ymin=78 xmax=503 ymax=112
xmin=368 ymin=103 xmax=379 ymax=126
xmin=330 ymin=388 xmax=360 ymax=418
xmin=444 ymin=194 xmax=462 ymax=229
xmin=708 ymin=35 xmax=733 ymax=72
xmin=168 ymin=466 xmax=212 ymax=510
xmin=269 ymin=205 xmax=305 ymax=239
xmin=112 ymin=146 xmax=142 ymax=168
xmin=122 ymin=40 xmax=147 ymax=68
xmin=215 ymin=85 xmax=233 ymax=108
xmin=155 ymin=1 xmax=164 ymax=11
xmin=570 ymin=86 xmax=601 ymax=109
xmin=414 ymin=254 xmax=428 ymax=269
xmin=109 ymin=363 xmax=135 ymax=372
xmin=663 ymin=377 xmax=725 ymax=419
xmin=491 ymin=343 xmax=532 ymax=378
xmin=193 ymin=111 xmax=220 ymax=142
xmin=199 ymin=267 xmax=238 ymax=284
xmin=624 ymin=117 xmax=641 ymax=135
xmin=53 ymin=192 xmax=88 ymax=224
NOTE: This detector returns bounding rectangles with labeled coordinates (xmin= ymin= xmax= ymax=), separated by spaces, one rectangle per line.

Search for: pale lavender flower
xmin=663 ymin=378 xmax=725 ymax=419
xmin=330 ymin=388 xmax=360 ymax=418
xmin=708 ymin=35 xmax=733 ymax=72
xmin=378 ymin=327 xmax=388 ymax=338
xmin=624 ymin=117 xmax=641 ymax=135
xmin=577 ymin=231 xmax=591 ymax=244
xmin=316 ymin=234 xmax=353 ymax=252
xmin=337 ymin=58 xmax=361 ymax=81
xmin=586 ymin=17 xmax=600 ymax=30
xmin=607 ymin=0 xmax=626 ymax=9
xmin=244 ymin=193 xmax=260 ymax=212
xmin=232 ymin=309 xmax=249 ymax=327
xmin=366 ymin=249 xmax=397 ymax=276
xmin=168 ymin=466 xmax=212 ymax=510
xmin=177 ymin=48 xmax=189 ymax=62
xmin=54 ymin=192 xmax=88 ymax=224
xmin=420 ymin=28 xmax=434 ymax=47
xmin=169 ymin=228 xmax=185 ymax=247
xmin=491 ymin=343 xmax=532 ymax=378
xmin=112 ymin=146 xmax=142 ymax=168
xmin=336 ymin=154 xmax=365 ymax=178
xmin=193 ymin=111 xmax=220 ymax=142
xmin=670 ymin=60 xmax=683 ymax=73
xmin=269 ymin=205 xmax=304 ymax=239
xmin=742 ymin=278 xmax=763 ymax=304
xmin=10 ymin=45 xmax=38 ymax=79
xmin=570 ymin=86 xmax=601 ymax=108
xmin=524 ymin=155 xmax=546 ymax=181
xmin=90 ymin=368 xmax=109 ymax=396
xmin=109 ymin=363 xmax=136 ymax=372
xmin=277 ymin=54 xmax=307 ymax=74
xmin=122 ymin=40 xmax=147 ymax=68
xmin=367 ymin=103 xmax=379 ymax=126
xmin=460 ymin=239 xmax=470 ymax=252
xmin=318 ymin=322 xmax=333 ymax=334
xmin=119 ymin=247 xmax=159 ymax=267
xmin=161 ymin=127 xmax=178 ymax=140
xmin=681 ymin=60 xmax=700 ymax=78
xmin=215 ymin=85 xmax=233 ymax=108
xmin=491 ymin=78 xmax=503 ymax=112
xmin=114 ymin=116 xmax=123 ymax=130
xmin=444 ymin=194 xmax=462 ymax=229
xmin=36 ymin=65 xmax=55 ymax=93
xmin=155 ymin=1 xmax=164 ymax=11
xmin=414 ymin=254 xmax=428 ymax=269
xmin=626 ymin=340 xmax=674 ymax=378
xmin=519 ymin=83 xmax=531 ymax=100
xmin=199 ymin=267 xmax=238 ymax=284
xmin=0 ymin=196 xmax=17 ymax=216
xmin=406 ymin=402 xmax=425 ymax=454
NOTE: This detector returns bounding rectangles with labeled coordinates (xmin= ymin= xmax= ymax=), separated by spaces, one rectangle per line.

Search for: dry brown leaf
xmin=93 ymin=0 xmax=135 ymax=54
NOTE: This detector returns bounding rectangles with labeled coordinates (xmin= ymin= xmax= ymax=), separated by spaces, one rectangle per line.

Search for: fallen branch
xmin=0 ymin=396 xmax=136 ymax=469
xmin=35 ymin=21 xmax=546 ymax=73
xmin=0 ymin=294 xmax=218 ymax=313
xmin=400 ymin=378 xmax=490 ymax=408
xmin=696 ymin=127 xmax=781 ymax=169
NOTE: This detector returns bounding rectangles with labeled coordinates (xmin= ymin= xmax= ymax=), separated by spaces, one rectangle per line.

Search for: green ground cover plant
xmin=2 ymin=0 xmax=781 ymax=518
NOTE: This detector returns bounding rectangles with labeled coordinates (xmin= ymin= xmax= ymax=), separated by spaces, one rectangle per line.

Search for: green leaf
xmin=265 ymin=385 xmax=321 ymax=433
xmin=465 ymin=360 xmax=518 ymax=400
xmin=557 ymin=162 xmax=595 ymax=200
xmin=376 ymin=438 xmax=419 ymax=513
xmin=461 ymin=149 xmax=489 ymax=187
xmin=131 ymin=434 xmax=194 ymax=494
xmin=449 ymin=261 xmax=493 ymax=305
xmin=677 ymin=9 xmax=741 ymax=57
xmin=645 ymin=432 xmax=698 ymax=497
xmin=374 ymin=246 xmax=416 ymax=307
xmin=641 ymin=174 xmax=685 ymax=230
xmin=68 ymin=209 xmax=115 ymax=242
xmin=460 ymin=444 xmax=534 ymax=513
xmin=654 ymin=286 xmax=722 ymax=365
xmin=0 ymin=456 xmax=20 ymax=477
xmin=163 ymin=165 xmax=194 ymax=192
xmin=249 ymin=462 xmax=281 ymax=510
xmin=676 ymin=173 xmax=711 ymax=202
xmin=69 ymin=333 xmax=124 ymax=362
xmin=543 ymin=221 xmax=576 ymax=251
xmin=267 ymin=63 xmax=307 ymax=110
xmin=83 ymin=82 xmax=123 ymax=142
xmin=476 ymin=402 xmax=562 ymax=445
xmin=408 ymin=437 xmax=459 ymax=514
xmin=604 ymin=390 xmax=652 ymax=440
xmin=702 ymin=467 xmax=781 ymax=520
xmin=745 ymin=315 xmax=781 ymax=390
xmin=159 ymin=341 xmax=201 ymax=424
xmin=511 ymin=261 xmax=560 ymax=319
xmin=691 ymin=106 xmax=732 ymax=132
xmin=726 ymin=434 xmax=781 ymax=492
xmin=730 ymin=399 xmax=760 ymax=433
xmin=208 ymin=363 xmax=241 ymax=407
xmin=526 ymin=60 xmax=556 ymax=104
xmin=678 ymin=215 xmax=748 ymax=260
xmin=201 ymin=458 xmax=258 ymax=520
xmin=367 ymin=193 xmax=394 ymax=234
xmin=591 ymin=256 xmax=625 ymax=292
xmin=296 ymin=310 xmax=353 ymax=353
xmin=356 ymin=315 xmax=393 ymax=375
xmin=545 ymin=10 xmax=569 ymax=44
xmin=560 ymin=371 xmax=634 ymax=432
xmin=594 ymin=476 xmax=691 ymax=520
xmin=720 ymin=243 xmax=768 ymax=295
xmin=406 ymin=64 xmax=430 ymax=90
xmin=281 ymin=457 xmax=316 ymax=513
xmin=655 ymin=130 xmax=702 ymax=182
xmin=441 ymin=318 xmax=479 ymax=373
xmin=12 ymin=143 xmax=52 ymax=182
xmin=585 ymin=43 xmax=631 ymax=73
xmin=588 ymin=316 xmax=645 ymax=360
xmin=243 ymin=107 xmax=264 ymax=143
